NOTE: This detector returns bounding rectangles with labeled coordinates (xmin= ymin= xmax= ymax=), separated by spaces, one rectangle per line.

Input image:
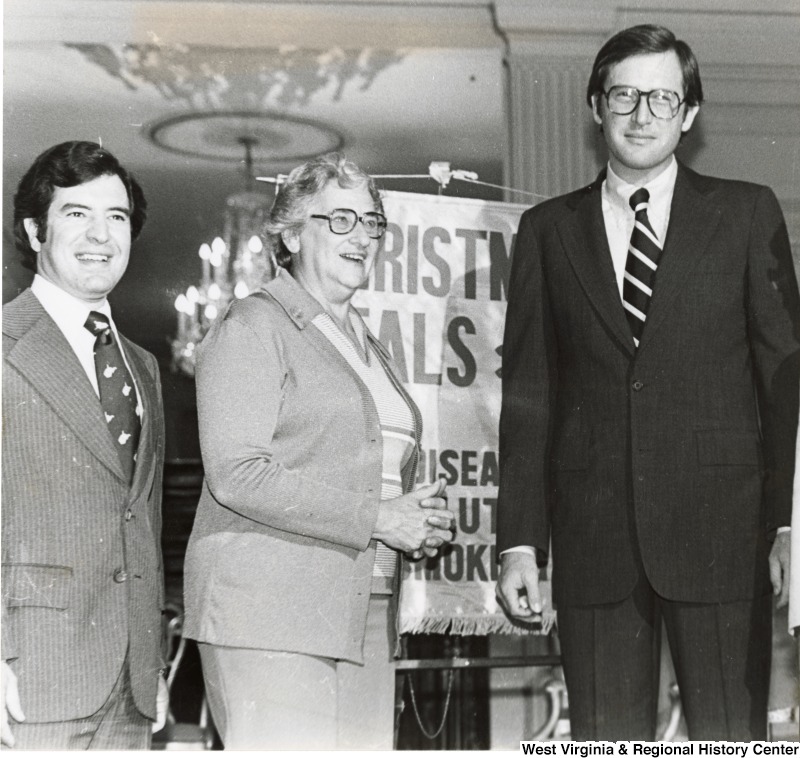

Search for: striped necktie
xmin=622 ymin=188 xmax=662 ymax=348
xmin=84 ymin=311 xmax=141 ymax=482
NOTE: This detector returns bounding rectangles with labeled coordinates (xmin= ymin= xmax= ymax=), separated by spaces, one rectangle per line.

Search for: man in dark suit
xmin=2 ymin=141 xmax=167 ymax=749
xmin=497 ymin=25 xmax=800 ymax=740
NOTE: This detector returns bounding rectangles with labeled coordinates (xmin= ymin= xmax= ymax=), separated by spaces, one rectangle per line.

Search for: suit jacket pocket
xmin=696 ymin=430 xmax=761 ymax=467
xmin=2 ymin=563 xmax=73 ymax=610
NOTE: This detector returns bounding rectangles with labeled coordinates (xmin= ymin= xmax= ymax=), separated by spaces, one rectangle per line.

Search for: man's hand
xmin=152 ymin=673 xmax=169 ymax=733
xmin=1 ymin=661 xmax=25 ymax=747
xmin=497 ymin=551 xmax=542 ymax=621
xmin=769 ymin=531 xmax=791 ymax=609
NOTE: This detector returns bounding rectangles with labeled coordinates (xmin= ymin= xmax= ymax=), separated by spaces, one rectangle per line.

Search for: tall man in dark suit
xmin=2 ymin=141 xmax=168 ymax=749
xmin=497 ymin=25 xmax=800 ymax=740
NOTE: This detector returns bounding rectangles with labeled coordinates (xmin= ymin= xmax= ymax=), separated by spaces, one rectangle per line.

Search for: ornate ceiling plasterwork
xmin=66 ymin=42 xmax=406 ymax=111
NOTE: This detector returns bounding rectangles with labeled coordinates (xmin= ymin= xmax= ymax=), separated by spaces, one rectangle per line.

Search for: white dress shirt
xmin=31 ymin=274 xmax=142 ymax=415
xmin=602 ymin=156 xmax=677 ymax=296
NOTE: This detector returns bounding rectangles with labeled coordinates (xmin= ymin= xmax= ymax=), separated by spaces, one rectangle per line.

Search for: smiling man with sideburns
xmin=2 ymin=141 xmax=168 ymax=749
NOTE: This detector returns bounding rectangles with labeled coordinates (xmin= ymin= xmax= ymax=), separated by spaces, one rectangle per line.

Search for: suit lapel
xmin=555 ymin=179 xmax=636 ymax=356
xmin=301 ymin=316 xmax=370 ymax=378
xmin=256 ymin=272 xmax=373 ymax=381
xmin=120 ymin=337 xmax=159 ymax=501
xmin=637 ymin=166 xmax=722 ymax=351
xmin=5 ymin=299 xmax=127 ymax=482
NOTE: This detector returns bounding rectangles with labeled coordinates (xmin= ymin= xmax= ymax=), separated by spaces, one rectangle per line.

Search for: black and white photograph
xmin=2 ymin=0 xmax=799 ymax=751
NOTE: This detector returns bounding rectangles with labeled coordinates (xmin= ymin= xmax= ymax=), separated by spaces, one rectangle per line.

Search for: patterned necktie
xmin=622 ymin=188 xmax=663 ymax=348
xmin=84 ymin=311 xmax=141 ymax=482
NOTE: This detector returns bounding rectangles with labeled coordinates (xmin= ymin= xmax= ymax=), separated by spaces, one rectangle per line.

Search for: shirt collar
xmin=31 ymin=274 xmax=112 ymax=330
xmin=605 ymin=156 xmax=678 ymax=213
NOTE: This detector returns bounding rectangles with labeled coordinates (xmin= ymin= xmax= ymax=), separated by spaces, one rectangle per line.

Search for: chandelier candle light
xmin=171 ymin=137 xmax=275 ymax=375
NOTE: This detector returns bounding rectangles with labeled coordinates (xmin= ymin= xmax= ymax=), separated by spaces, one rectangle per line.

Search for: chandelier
xmin=171 ymin=136 xmax=276 ymax=376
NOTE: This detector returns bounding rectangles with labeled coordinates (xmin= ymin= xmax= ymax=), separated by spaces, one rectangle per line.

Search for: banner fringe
xmin=400 ymin=610 xmax=556 ymax=637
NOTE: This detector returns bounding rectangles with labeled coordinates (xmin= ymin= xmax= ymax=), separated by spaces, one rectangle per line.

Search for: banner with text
xmin=353 ymin=190 xmax=552 ymax=635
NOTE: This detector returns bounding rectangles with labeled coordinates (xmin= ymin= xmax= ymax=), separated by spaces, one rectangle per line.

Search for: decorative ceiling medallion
xmin=146 ymin=111 xmax=344 ymax=163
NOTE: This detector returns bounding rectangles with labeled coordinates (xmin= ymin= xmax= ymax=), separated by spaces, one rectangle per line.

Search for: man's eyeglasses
xmin=310 ymin=209 xmax=388 ymax=239
xmin=603 ymin=86 xmax=684 ymax=120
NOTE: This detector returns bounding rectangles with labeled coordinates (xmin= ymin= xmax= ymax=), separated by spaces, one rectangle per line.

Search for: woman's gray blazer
xmin=183 ymin=268 xmax=421 ymax=663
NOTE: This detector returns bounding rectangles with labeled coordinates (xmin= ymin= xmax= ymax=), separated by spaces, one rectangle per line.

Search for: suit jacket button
xmin=632 ymin=380 xmax=644 ymax=391
xmin=113 ymin=569 xmax=128 ymax=583
xmin=124 ymin=509 xmax=133 ymax=521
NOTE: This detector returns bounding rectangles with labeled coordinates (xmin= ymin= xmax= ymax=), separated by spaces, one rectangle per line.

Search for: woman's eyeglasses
xmin=310 ymin=209 xmax=388 ymax=239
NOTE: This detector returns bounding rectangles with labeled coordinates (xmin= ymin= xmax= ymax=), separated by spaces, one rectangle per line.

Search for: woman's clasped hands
xmin=373 ymin=478 xmax=454 ymax=560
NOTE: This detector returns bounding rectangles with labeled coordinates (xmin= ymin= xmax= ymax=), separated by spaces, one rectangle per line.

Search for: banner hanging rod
xmin=257 ymin=161 xmax=550 ymax=201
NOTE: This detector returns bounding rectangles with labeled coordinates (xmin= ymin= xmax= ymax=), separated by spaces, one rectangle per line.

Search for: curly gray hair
xmin=264 ymin=152 xmax=383 ymax=271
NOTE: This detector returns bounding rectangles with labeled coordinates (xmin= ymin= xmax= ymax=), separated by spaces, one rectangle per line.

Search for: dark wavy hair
xmin=586 ymin=24 xmax=704 ymax=110
xmin=13 ymin=141 xmax=148 ymax=272
xmin=264 ymin=152 xmax=383 ymax=272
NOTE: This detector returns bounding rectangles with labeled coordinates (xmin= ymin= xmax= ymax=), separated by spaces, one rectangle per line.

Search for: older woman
xmin=183 ymin=153 xmax=454 ymax=750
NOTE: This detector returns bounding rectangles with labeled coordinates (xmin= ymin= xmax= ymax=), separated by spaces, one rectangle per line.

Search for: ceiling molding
xmin=5 ymin=0 xmax=502 ymax=48
xmin=496 ymin=0 xmax=800 ymax=26
xmin=494 ymin=0 xmax=800 ymax=62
